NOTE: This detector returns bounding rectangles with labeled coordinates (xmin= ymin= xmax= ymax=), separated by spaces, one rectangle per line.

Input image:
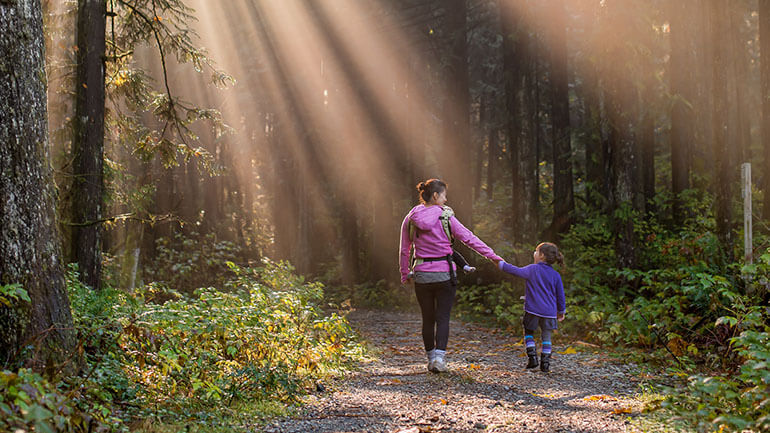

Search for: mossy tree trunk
xmin=669 ymin=0 xmax=694 ymax=223
xmin=759 ymin=0 xmax=770 ymax=222
xmin=0 ymin=0 xmax=76 ymax=366
xmin=546 ymin=0 xmax=575 ymax=240
xmin=72 ymin=0 xmax=106 ymax=290
xmin=442 ymin=0 xmax=473 ymax=224
xmin=710 ymin=0 xmax=734 ymax=258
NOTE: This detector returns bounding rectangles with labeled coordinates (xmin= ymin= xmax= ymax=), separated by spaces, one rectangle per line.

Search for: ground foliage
xmin=1 ymin=261 xmax=363 ymax=432
xmin=462 ymin=188 xmax=770 ymax=432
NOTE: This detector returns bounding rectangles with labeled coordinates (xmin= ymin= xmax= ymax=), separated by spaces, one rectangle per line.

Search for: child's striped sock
xmin=541 ymin=340 xmax=552 ymax=354
xmin=525 ymin=334 xmax=536 ymax=350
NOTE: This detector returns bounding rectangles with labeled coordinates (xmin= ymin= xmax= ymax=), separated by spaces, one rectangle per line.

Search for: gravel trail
xmin=264 ymin=310 xmax=653 ymax=433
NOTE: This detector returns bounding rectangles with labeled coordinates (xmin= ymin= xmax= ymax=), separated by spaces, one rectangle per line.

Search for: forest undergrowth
xmin=1 ymin=261 xmax=364 ymax=432
xmin=1 ymin=193 xmax=769 ymax=432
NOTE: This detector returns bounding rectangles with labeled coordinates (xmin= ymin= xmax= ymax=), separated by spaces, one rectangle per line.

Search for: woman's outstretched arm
xmin=449 ymin=216 xmax=503 ymax=263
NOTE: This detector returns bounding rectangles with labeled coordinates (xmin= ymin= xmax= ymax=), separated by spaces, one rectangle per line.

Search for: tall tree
xmin=72 ymin=0 xmax=106 ymax=289
xmin=442 ymin=0 xmax=473 ymax=223
xmin=761 ymin=0 xmax=770 ymax=219
xmin=546 ymin=0 xmax=575 ymax=239
xmin=603 ymin=2 xmax=640 ymax=269
xmin=1 ymin=0 xmax=75 ymax=363
xmin=668 ymin=0 xmax=694 ymax=221
xmin=710 ymin=0 xmax=734 ymax=257
xmin=500 ymin=0 xmax=538 ymax=244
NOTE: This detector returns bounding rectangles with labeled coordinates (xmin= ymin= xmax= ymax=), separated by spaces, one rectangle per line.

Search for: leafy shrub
xmin=0 ymin=368 xmax=119 ymax=432
xmin=325 ymin=279 xmax=415 ymax=311
xmin=454 ymin=281 xmax=524 ymax=329
xmin=663 ymin=291 xmax=769 ymax=432
xmin=9 ymin=258 xmax=365 ymax=430
xmin=144 ymin=231 xmax=243 ymax=293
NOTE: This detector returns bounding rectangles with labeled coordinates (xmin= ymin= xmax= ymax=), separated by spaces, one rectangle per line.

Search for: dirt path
xmin=264 ymin=310 xmax=654 ymax=433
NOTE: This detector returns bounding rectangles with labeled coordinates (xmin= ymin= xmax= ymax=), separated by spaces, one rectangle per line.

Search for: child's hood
xmin=409 ymin=204 xmax=444 ymax=231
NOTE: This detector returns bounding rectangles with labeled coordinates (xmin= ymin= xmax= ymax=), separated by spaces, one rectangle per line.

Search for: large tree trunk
xmin=1 ymin=0 xmax=76 ymax=364
xmin=639 ymin=99 xmax=655 ymax=211
xmin=605 ymin=3 xmax=639 ymax=269
xmin=546 ymin=0 xmax=575 ymax=240
xmin=710 ymin=0 xmax=734 ymax=257
xmin=474 ymin=95 xmax=486 ymax=203
xmin=583 ymin=67 xmax=607 ymax=204
xmin=486 ymin=125 xmax=499 ymax=200
xmin=668 ymin=0 xmax=694 ymax=222
xmin=442 ymin=0 xmax=473 ymax=223
xmin=761 ymin=0 xmax=770 ymax=219
xmin=729 ymin=3 xmax=751 ymax=166
xmin=694 ymin=0 xmax=714 ymax=180
xmin=501 ymin=0 xmax=537 ymax=245
xmin=72 ymin=0 xmax=106 ymax=289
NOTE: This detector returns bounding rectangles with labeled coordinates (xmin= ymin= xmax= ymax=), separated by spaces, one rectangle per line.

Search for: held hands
xmin=557 ymin=313 xmax=565 ymax=322
xmin=402 ymin=271 xmax=415 ymax=285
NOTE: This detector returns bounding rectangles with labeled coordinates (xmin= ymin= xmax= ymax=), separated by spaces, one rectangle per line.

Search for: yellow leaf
xmin=612 ymin=407 xmax=632 ymax=414
xmin=584 ymin=395 xmax=615 ymax=401
xmin=558 ymin=346 xmax=577 ymax=354
xmin=468 ymin=363 xmax=481 ymax=370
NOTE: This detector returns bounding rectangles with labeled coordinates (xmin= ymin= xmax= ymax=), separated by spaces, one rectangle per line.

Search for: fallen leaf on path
xmin=468 ymin=363 xmax=482 ymax=370
xmin=377 ymin=378 xmax=402 ymax=385
xmin=558 ymin=347 xmax=577 ymax=354
xmin=584 ymin=395 xmax=615 ymax=401
xmin=575 ymin=340 xmax=600 ymax=347
xmin=612 ymin=407 xmax=633 ymax=414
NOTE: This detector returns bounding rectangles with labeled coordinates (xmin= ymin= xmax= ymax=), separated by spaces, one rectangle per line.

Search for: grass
xmin=134 ymin=399 xmax=294 ymax=433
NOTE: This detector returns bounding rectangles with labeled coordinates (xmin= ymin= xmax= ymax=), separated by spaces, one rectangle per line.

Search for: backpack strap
xmin=439 ymin=206 xmax=455 ymax=245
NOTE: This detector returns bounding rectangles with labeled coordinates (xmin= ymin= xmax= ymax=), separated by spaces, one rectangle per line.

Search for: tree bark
xmin=668 ymin=0 xmax=693 ymax=221
xmin=474 ymin=95 xmax=486 ymax=202
xmin=710 ymin=0 xmax=734 ymax=257
xmin=694 ymin=0 xmax=714 ymax=179
xmin=486 ymin=126 xmax=498 ymax=200
xmin=583 ymin=67 xmax=606 ymax=204
xmin=604 ymin=2 xmax=639 ymax=269
xmin=729 ymin=2 xmax=751 ymax=166
xmin=72 ymin=0 xmax=106 ymax=289
xmin=1 ymin=0 xmax=76 ymax=364
xmin=761 ymin=0 xmax=770 ymax=219
xmin=546 ymin=0 xmax=575 ymax=239
xmin=442 ymin=0 xmax=473 ymax=223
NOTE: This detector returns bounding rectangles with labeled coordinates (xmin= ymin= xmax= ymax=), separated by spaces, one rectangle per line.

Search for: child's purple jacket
xmin=499 ymin=261 xmax=566 ymax=318
xmin=399 ymin=204 xmax=502 ymax=283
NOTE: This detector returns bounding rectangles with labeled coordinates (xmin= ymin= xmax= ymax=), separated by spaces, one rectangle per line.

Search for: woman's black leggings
xmin=414 ymin=280 xmax=457 ymax=351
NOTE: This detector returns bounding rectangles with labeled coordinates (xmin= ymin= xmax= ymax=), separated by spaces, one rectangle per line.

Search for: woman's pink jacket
xmin=399 ymin=204 xmax=502 ymax=283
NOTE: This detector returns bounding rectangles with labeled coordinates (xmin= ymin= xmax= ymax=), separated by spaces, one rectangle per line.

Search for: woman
xmin=399 ymin=179 xmax=502 ymax=372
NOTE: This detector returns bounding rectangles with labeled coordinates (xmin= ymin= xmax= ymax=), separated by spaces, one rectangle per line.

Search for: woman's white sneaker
xmin=431 ymin=355 xmax=448 ymax=373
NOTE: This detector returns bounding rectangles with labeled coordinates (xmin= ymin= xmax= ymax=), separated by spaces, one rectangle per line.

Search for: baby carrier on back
xmin=408 ymin=206 xmax=458 ymax=285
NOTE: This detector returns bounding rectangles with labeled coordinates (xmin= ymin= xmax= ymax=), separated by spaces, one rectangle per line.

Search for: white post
xmin=742 ymin=163 xmax=752 ymax=264
xmin=129 ymin=248 xmax=140 ymax=290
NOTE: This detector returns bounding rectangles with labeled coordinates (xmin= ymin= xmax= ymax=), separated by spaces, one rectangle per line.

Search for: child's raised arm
xmin=498 ymin=260 xmax=533 ymax=279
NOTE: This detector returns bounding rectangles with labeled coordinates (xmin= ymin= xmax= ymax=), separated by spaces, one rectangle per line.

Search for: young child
xmin=498 ymin=242 xmax=566 ymax=372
